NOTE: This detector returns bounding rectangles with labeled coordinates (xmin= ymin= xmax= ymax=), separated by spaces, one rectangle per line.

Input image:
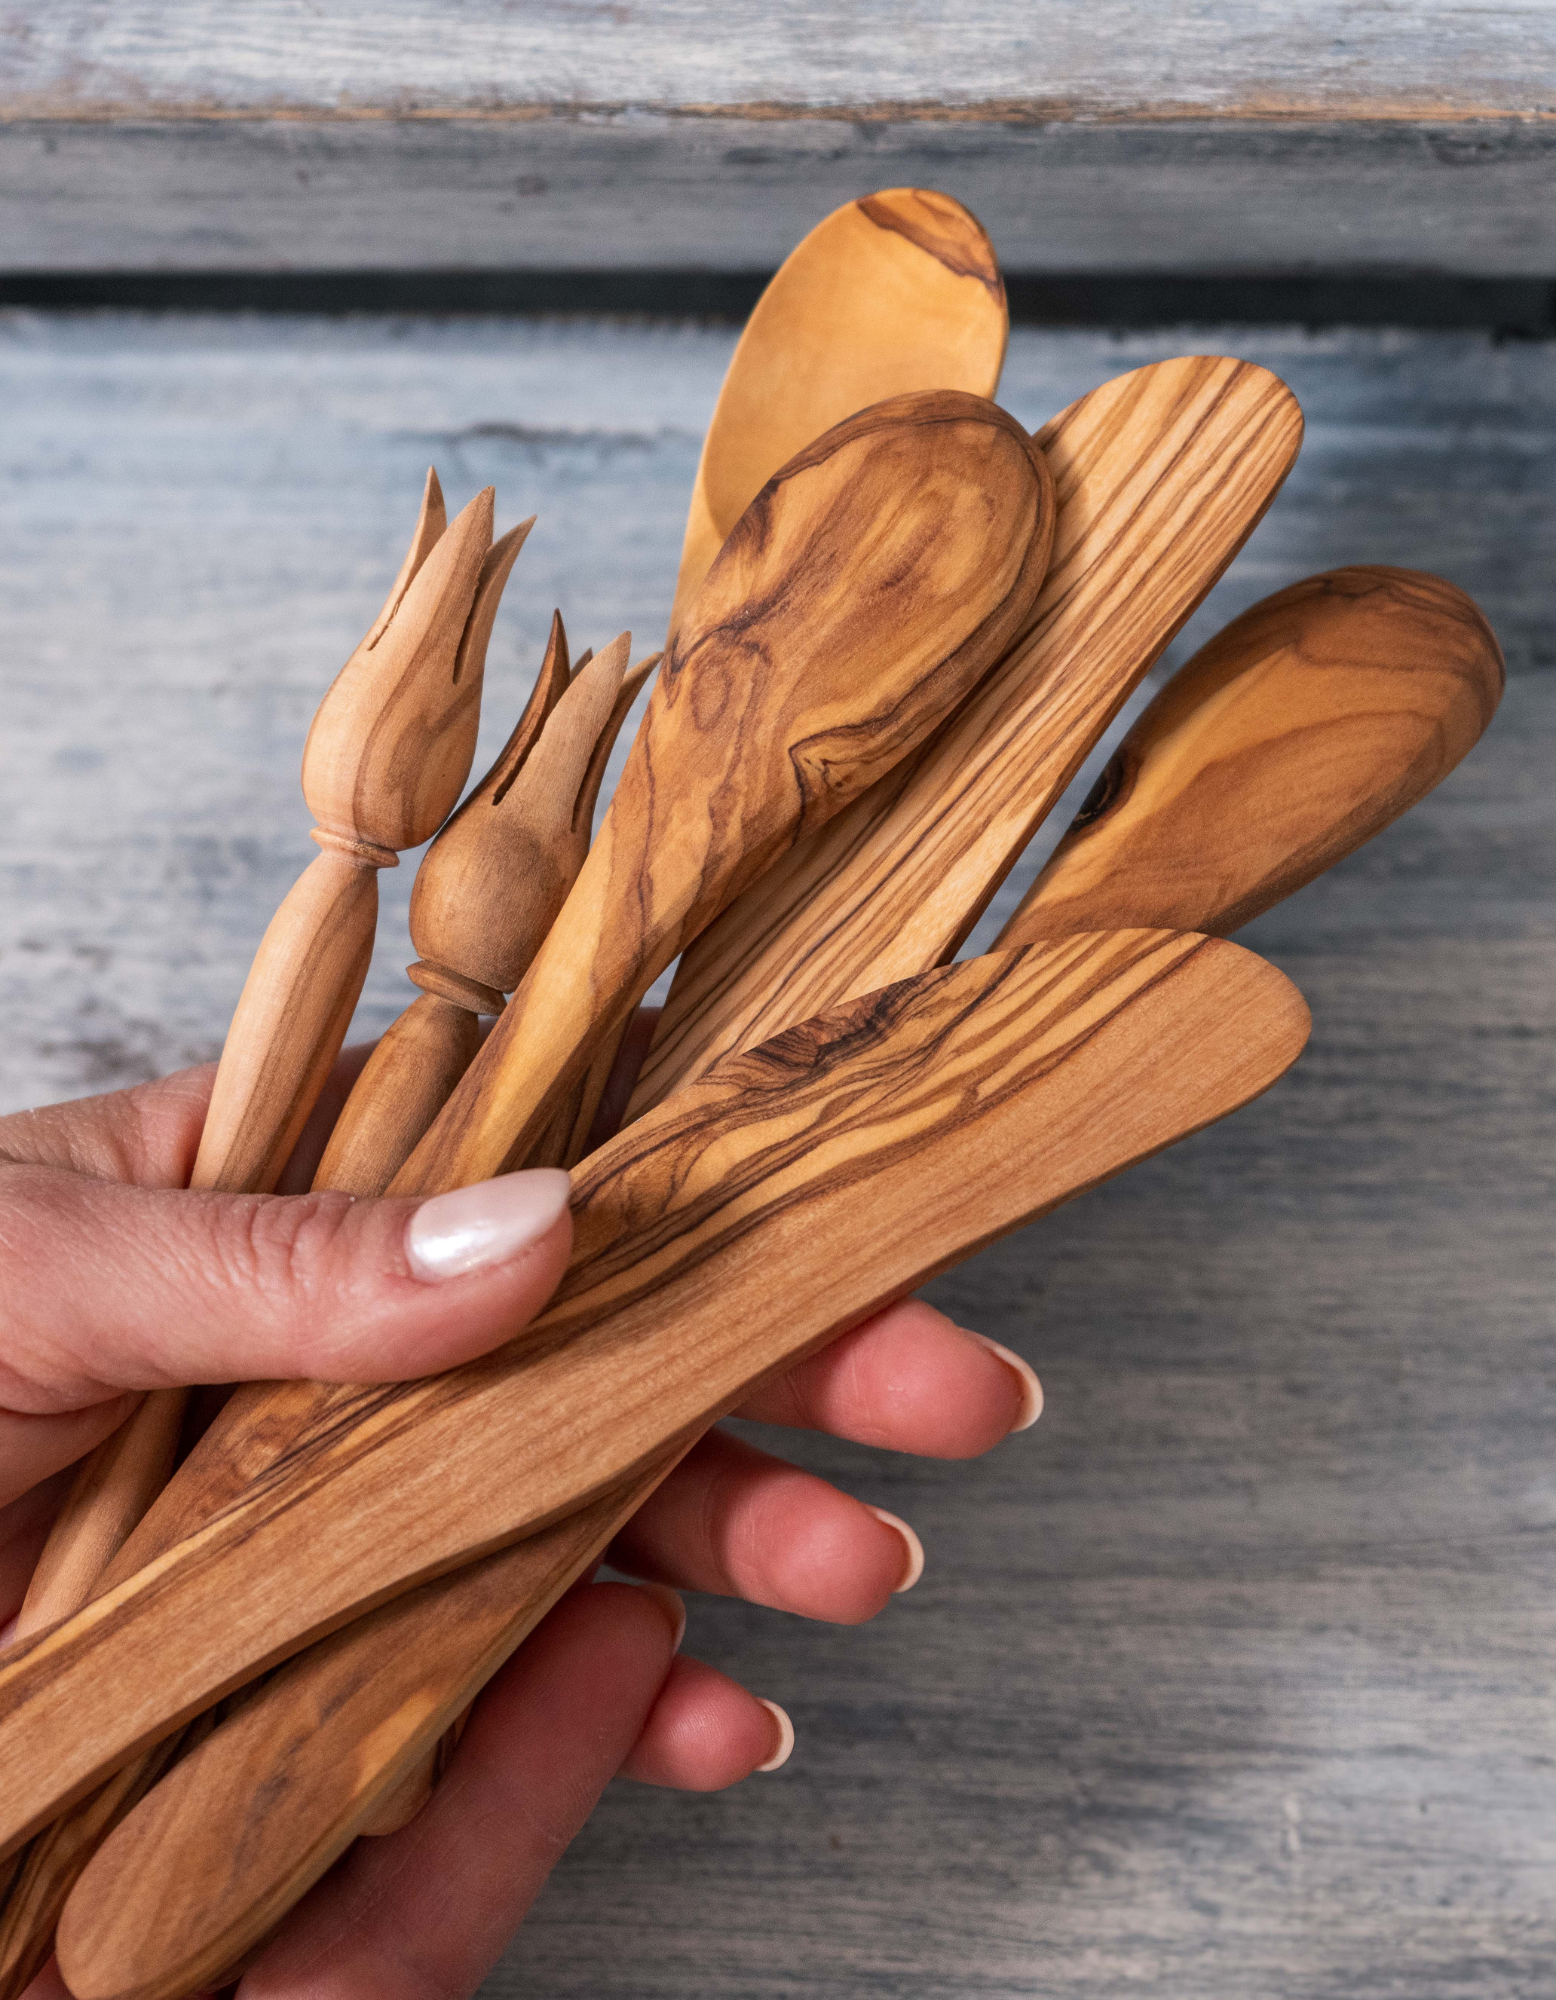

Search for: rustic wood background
xmin=4 ymin=1 xmax=1555 ymax=274
xmin=2 ymin=307 xmax=1554 ymax=1994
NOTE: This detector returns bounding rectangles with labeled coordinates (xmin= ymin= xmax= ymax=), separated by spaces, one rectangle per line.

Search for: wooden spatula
xmin=9 ymin=930 xmax=1308 ymax=1954
xmin=627 ymin=355 xmax=1304 ymax=1118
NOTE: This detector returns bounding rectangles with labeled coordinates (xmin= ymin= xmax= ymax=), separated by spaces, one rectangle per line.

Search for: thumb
xmin=0 ymin=1162 xmax=573 ymax=1415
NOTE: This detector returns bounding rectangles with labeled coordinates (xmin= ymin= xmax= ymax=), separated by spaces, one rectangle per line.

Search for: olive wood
xmin=668 ymin=187 xmax=1008 ymax=643
xmin=3 ymin=930 xmax=1308 ymax=1911
xmin=0 ymin=475 xmax=513 ymax=1996
xmin=314 ymin=630 xmax=653 ymax=1196
xmin=1001 ymin=565 xmax=1505 ymax=947
xmin=11 ymin=473 xmax=500 ymax=1649
xmin=391 ymin=389 xmax=1054 ymax=1196
xmin=628 ymin=355 xmax=1303 ymax=1120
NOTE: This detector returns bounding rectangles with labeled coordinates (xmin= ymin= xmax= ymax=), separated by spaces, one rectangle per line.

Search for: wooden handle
xmin=669 ymin=187 xmax=1008 ymax=641
xmin=1000 ymin=565 xmax=1505 ymax=946
xmin=395 ymin=389 xmax=1053 ymax=1194
xmin=628 ymin=354 xmax=1303 ymax=1120
xmin=0 ymin=931 xmax=1309 ymax=1865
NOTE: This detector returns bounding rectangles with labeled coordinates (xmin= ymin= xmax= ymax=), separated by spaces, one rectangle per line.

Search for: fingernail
xmin=865 ymin=1505 xmax=925 ymax=1593
xmin=972 ymin=1333 xmax=1044 ymax=1431
xmin=754 ymin=1698 xmax=795 ymax=1773
xmin=636 ymin=1582 xmax=686 ymax=1654
xmin=406 ymin=1169 xmax=571 ymax=1281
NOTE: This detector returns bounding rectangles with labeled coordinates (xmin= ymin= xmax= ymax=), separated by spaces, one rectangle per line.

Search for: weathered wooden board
xmin=4 ymin=2 xmax=1550 ymax=117
xmin=2 ymin=4 xmax=1554 ymax=274
xmin=4 ymin=115 xmax=1556 ymax=276
xmin=1 ymin=311 xmax=1554 ymax=1995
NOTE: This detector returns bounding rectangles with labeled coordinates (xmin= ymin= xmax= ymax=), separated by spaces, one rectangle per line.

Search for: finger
xmin=0 ymin=1468 xmax=78 ymax=1636
xmin=620 ymin=1651 xmax=794 ymax=1789
xmin=733 ymin=1297 xmax=1042 ymax=1456
xmin=0 ymin=1161 xmax=574 ymax=1413
xmin=0 ymin=1399 xmax=141 ymax=1517
xmin=238 ymin=1581 xmax=679 ymax=2000
xmin=607 ymin=1427 xmax=924 ymax=1623
xmin=0 ymin=1065 xmax=217 ymax=1189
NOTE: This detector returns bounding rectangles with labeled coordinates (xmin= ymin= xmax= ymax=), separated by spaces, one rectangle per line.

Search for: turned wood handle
xmin=395 ymin=389 xmax=1054 ymax=1195
xmin=0 ymin=931 xmax=1309 ymax=1865
xmin=629 ymin=354 xmax=1303 ymax=1120
xmin=1000 ymin=565 xmax=1505 ymax=947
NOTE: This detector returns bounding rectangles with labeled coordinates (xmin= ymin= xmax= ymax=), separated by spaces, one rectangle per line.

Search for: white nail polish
xmin=865 ymin=1505 xmax=925 ymax=1593
xmin=973 ymin=1333 xmax=1044 ymax=1431
xmin=405 ymin=1169 xmax=571 ymax=1281
xmin=754 ymin=1699 xmax=795 ymax=1773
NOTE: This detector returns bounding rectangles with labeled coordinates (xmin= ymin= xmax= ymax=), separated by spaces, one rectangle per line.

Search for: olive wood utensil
xmin=1001 ymin=565 xmax=1504 ymax=946
xmin=316 ymin=631 xmax=654 ymax=1194
xmin=627 ymin=355 xmax=1303 ymax=1120
xmin=11 ymin=474 xmax=508 ymax=1647
xmin=668 ymin=187 xmax=1008 ymax=643
xmin=0 ymin=928 xmax=1307 ymax=1902
xmin=391 ymin=388 xmax=1054 ymax=1196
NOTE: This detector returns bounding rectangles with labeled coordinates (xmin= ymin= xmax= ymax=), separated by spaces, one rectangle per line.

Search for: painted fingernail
xmin=406 ymin=1169 xmax=571 ymax=1280
xmin=754 ymin=1698 xmax=795 ymax=1773
xmin=866 ymin=1505 xmax=925 ymax=1593
xmin=636 ymin=1582 xmax=686 ymax=1654
xmin=973 ymin=1333 xmax=1044 ymax=1431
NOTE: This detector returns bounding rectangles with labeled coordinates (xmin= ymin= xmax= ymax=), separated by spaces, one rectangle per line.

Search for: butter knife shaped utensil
xmin=627 ymin=354 xmax=1304 ymax=1118
xmin=22 ymin=929 xmax=1308 ymax=1996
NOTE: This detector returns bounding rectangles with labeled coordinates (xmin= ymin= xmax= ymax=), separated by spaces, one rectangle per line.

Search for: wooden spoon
xmin=1000 ymin=565 xmax=1504 ymax=945
xmin=669 ymin=187 xmax=1008 ymax=642
xmin=0 ymin=928 xmax=1308 ymax=1893
xmin=390 ymin=388 xmax=1054 ymax=1195
xmin=627 ymin=354 xmax=1304 ymax=1120
xmin=10 ymin=473 xmax=504 ymax=1645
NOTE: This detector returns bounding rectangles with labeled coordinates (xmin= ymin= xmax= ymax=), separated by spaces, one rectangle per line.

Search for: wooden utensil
xmin=315 ymin=629 xmax=654 ymax=1194
xmin=10 ymin=473 xmax=505 ymax=1645
xmin=0 ymin=928 xmax=1307 ymax=1896
xmin=668 ymin=187 xmax=1008 ymax=642
xmin=627 ymin=355 xmax=1304 ymax=1119
xmin=390 ymin=388 xmax=1054 ymax=1195
xmin=1000 ymin=565 xmax=1504 ymax=945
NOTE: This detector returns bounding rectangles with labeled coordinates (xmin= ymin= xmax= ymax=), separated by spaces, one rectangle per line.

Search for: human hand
xmin=0 ymin=1051 xmax=1040 ymax=1998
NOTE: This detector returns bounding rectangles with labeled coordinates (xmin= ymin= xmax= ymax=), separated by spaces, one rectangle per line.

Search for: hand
xmin=0 ymin=1053 xmax=1040 ymax=1999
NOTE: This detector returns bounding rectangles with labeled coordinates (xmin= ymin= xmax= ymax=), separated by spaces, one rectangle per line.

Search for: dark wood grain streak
xmin=1003 ymin=565 xmax=1504 ymax=944
xmin=628 ymin=356 xmax=1302 ymax=1119
xmin=0 ymin=933 xmax=1307 ymax=1882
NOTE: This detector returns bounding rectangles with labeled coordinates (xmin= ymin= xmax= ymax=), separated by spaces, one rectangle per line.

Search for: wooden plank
xmin=4 ymin=114 xmax=1556 ymax=274
xmin=4 ymin=1 xmax=1552 ymax=119
xmin=1 ymin=311 xmax=1553 ymax=1993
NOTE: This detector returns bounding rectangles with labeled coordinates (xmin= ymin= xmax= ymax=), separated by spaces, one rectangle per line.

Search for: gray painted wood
xmin=6 ymin=114 xmax=1556 ymax=276
xmin=2 ymin=312 xmax=1554 ymax=1993
xmin=6 ymin=2 xmax=1551 ymax=117
xmin=3 ymin=4 xmax=1555 ymax=275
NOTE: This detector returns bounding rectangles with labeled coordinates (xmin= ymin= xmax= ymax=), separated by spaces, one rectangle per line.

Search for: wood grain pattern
xmin=5 ymin=4 xmax=1549 ymax=120
xmin=630 ymin=355 xmax=1301 ymax=1120
xmin=10 ymin=472 xmax=501 ymax=1649
xmin=669 ymin=188 xmax=1007 ymax=639
xmin=1003 ymin=566 xmax=1505 ymax=948
xmin=27 ymin=931 xmax=1308 ymax=1987
xmin=315 ymin=631 xmax=650 ymax=1196
xmin=392 ymin=389 xmax=1052 ymax=1194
